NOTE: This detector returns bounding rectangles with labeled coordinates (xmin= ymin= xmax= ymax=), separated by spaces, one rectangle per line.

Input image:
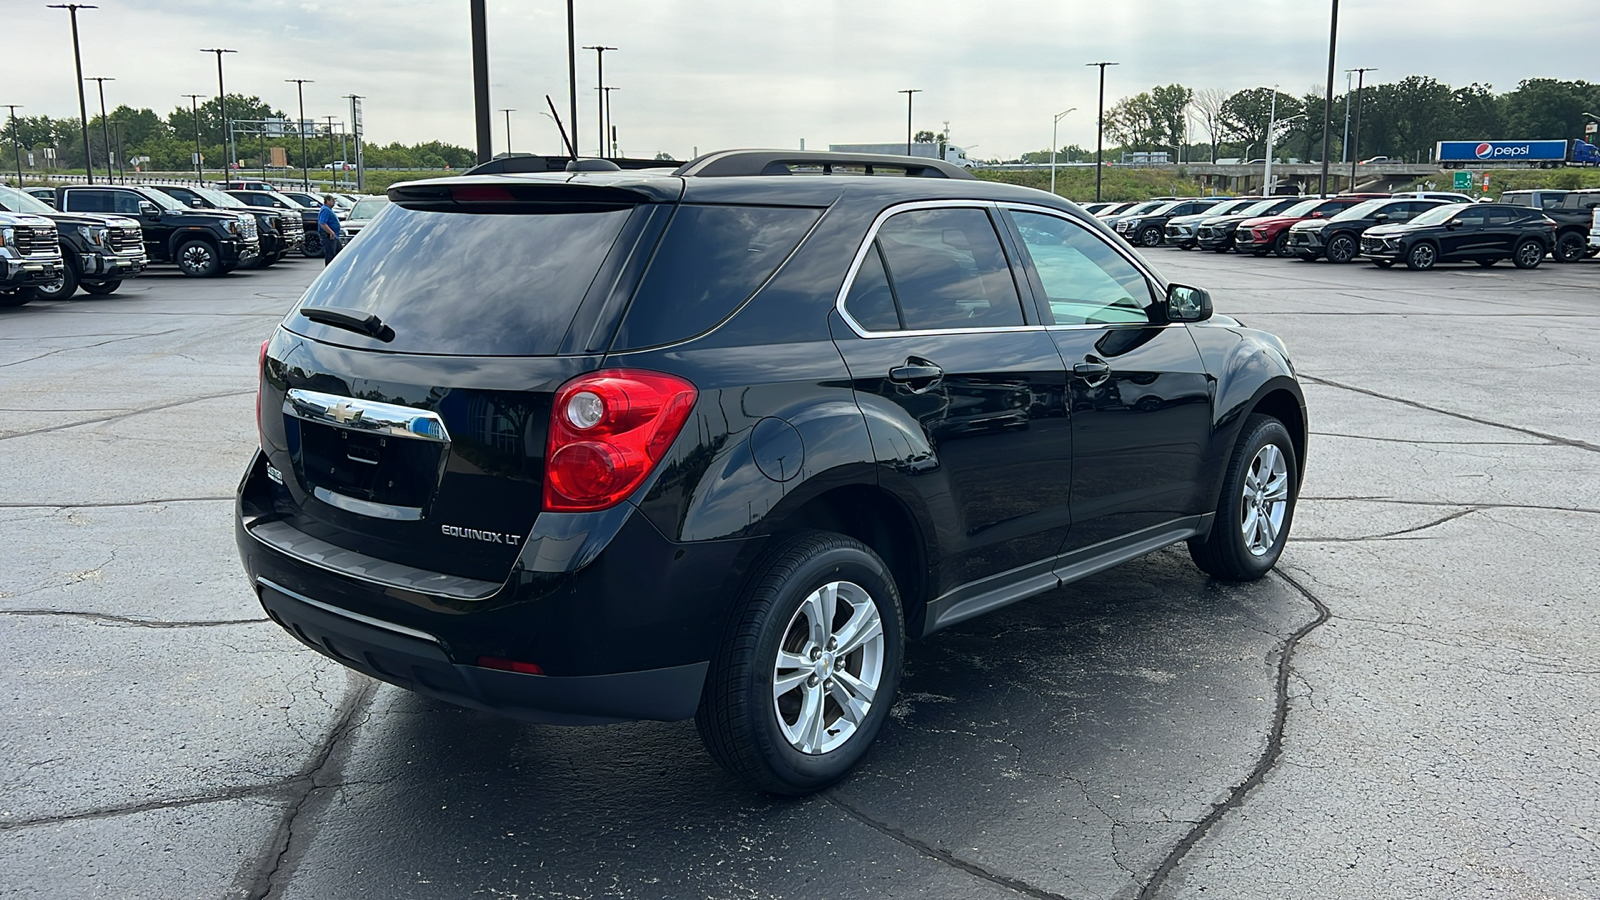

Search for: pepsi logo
xmin=1475 ymin=142 xmax=1494 ymax=159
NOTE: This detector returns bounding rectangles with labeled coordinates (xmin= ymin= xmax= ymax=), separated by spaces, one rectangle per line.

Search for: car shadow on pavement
xmin=264 ymin=547 xmax=1318 ymax=900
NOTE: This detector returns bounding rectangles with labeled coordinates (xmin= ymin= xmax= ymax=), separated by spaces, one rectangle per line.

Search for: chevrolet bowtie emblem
xmin=328 ymin=400 xmax=364 ymax=425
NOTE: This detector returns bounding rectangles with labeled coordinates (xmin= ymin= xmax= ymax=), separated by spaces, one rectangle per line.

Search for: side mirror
xmin=1373 ymin=213 xmax=1390 ymax=223
xmin=1445 ymin=220 xmax=1461 ymax=230
xmin=1166 ymin=284 xmax=1212 ymax=323
xmin=1309 ymin=212 xmax=1325 ymax=219
xmin=137 ymin=200 xmax=160 ymax=218
xmin=188 ymin=198 xmax=205 ymax=208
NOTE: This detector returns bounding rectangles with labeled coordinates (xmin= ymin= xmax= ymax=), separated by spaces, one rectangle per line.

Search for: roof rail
xmin=673 ymin=149 xmax=976 ymax=180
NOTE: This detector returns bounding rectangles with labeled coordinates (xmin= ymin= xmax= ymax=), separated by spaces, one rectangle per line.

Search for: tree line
xmin=1027 ymin=77 xmax=1600 ymax=165
xmin=0 ymin=94 xmax=478 ymax=173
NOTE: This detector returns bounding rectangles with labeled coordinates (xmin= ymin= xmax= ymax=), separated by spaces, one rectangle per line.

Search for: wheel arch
xmin=167 ymin=228 xmax=220 ymax=258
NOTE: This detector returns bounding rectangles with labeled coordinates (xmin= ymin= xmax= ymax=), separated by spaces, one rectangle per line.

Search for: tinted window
xmin=67 ymin=190 xmax=113 ymax=213
xmin=1453 ymin=208 xmax=1488 ymax=227
xmin=613 ymin=205 xmax=819 ymax=349
xmin=1487 ymin=207 xmax=1520 ymax=226
xmin=293 ymin=205 xmax=634 ymax=356
xmin=1010 ymin=210 xmax=1155 ymax=326
xmin=842 ymin=244 xmax=901 ymax=331
xmin=1539 ymin=194 xmax=1566 ymax=210
xmin=873 ymin=207 xmax=1023 ymax=331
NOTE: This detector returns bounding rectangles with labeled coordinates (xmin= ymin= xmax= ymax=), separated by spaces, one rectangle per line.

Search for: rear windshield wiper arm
xmin=298 ymin=306 xmax=395 ymax=342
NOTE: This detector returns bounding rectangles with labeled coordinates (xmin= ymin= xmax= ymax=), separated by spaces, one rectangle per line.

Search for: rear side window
xmin=873 ymin=207 xmax=1024 ymax=331
xmin=293 ymin=205 xmax=634 ymax=356
xmin=612 ymin=205 xmax=819 ymax=350
xmin=67 ymin=190 xmax=112 ymax=213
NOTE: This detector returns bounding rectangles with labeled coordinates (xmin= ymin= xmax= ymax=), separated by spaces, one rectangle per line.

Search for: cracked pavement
xmin=1 ymin=250 xmax=1596 ymax=898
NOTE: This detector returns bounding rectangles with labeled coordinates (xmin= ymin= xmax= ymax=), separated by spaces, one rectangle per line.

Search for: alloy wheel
xmin=181 ymin=244 xmax=215 ymax=275
xmin=772 ymin=580 xmax=885 ymax=755
xmin=1239 ymin=444 xmax=1290 ymax=556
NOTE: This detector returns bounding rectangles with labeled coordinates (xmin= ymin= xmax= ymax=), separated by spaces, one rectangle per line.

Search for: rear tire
xmin=1188 ymin=414 xmax=1298 ymax=582
xmin=1513 ymin=239 xmax=1545 ymax=269
xmin=696 ymin=531 xmax=905 ymax=795
xmin=1477 ymin=259 xmax=1497 ymax=267
xmin=1372 ymin=259 xmax=1395 ymax=268
xmin=81 ymin=279 xmax=121 ymax=295
xmin=1553 ymin=232 xmax=1585 ymax=263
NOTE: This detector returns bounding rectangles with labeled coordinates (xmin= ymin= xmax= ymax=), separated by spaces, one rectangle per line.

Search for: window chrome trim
xmin=833 ymin=199 xmax=1047 ymax=339
xmin=283 ymin=388 xmax=451 ymax=443
xmin=257 ymin=577 xmax=442 ymax=645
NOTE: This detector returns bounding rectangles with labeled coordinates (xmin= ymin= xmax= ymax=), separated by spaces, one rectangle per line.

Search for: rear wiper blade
xmin=298 ymin=306 xmax=395 ymax=342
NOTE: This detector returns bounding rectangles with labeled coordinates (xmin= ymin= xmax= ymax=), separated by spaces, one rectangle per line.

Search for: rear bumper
xmin=256 ymin=578 xmax=707 ymax=724
xmin=235 ymin=450 xmax=757 ymax=723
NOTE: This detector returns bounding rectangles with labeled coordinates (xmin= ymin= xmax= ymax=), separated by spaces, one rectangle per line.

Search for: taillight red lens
xmin=256 ymin=338 xmax=270 ymax=450
xmin=543 ymin=369 xmax=697 ymax=512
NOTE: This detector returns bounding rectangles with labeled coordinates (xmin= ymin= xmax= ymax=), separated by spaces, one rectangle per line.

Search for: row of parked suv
xmin=2 ymin=182 xmax=385 ymax=306
xmin=1083 ymin=189 xmax=1598 ymax=271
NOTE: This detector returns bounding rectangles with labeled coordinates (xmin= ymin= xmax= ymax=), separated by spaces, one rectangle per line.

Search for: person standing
xmin=318 ymin=195 xmax=343 ymax=266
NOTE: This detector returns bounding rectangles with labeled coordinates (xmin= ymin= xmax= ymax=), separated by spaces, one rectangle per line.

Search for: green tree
xmin=1503 ymin=79 xmax=1600 ymax=141
xmin=1219 ymin=88 xmax=1302 ymax=158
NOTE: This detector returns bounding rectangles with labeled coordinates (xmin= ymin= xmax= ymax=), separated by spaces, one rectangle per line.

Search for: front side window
xmin=844 ymin=207 xmax=1024 ymax=332
xmin=1453 ymin=208 xmax=1489 ymax=227
xmin=1009 ymin=210 xmax=1155 ymax=326
xmin=68 ymin=190 xmax=113 ymax=213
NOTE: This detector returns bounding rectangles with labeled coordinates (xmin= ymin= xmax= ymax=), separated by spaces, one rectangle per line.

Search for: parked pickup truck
xmin=1498 ymin=189 xmax=1600 ymax=262
xmin=0 ymin=184 xmax=147 ymax=300
xmin=0 ymin=210 xmax=65 ymax=307
xmin=149 ymin=184 xmax=303 ymax=268
xmin=58 ymin=184 xmax=259 ymax=277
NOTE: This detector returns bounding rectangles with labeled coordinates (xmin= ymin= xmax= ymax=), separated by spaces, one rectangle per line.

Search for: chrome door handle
xmin=1073 ymin=357 xmax=1112 ymax=387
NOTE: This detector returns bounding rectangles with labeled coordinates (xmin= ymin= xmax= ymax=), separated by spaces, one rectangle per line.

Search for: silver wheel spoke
xmin=797 ymin=683 xmax=827 ymax=752
xmin=772 ymin=666 xmax=810 ymax=701
xmin=801 ymin=584 xmax=836 ymax=648
xmin=828 ymin=671 xmax=875 ymax=725
xmin=833 ymin=605 xmax=883 ymax=657
xmin=1262 ymin=471 xmax=1290 ymax=502
xmin=1259 ymin=510 xmax=1278 ymax=546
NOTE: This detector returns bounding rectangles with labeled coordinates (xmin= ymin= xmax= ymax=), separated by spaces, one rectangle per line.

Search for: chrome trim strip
xmin=246 ymin=519 xmax=500 ymax=601
xmin=283 ymin=388 xmax=451 ymax=443
xmin=256 ymin=577 xmax=442 ymax=645
xmin=313 ymin=486 xmax=423 ymax=521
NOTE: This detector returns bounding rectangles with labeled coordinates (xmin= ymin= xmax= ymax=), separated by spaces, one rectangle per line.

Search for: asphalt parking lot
xmin=2 ymin=248 xmax=1597 ymax=900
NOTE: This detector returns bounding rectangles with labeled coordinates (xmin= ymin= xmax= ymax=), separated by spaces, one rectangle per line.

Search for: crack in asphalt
xmin=0 ymin=780 xmax=295 ymax=832
xmin=822 ymin=793 xmax=1075 ymax=900
xmin=0 ymin=389 xmax=255 ymax=442
xmin=1301 ymin=375 xmax=1600 ymax=454
xmin=0 ymin=329 xmax=180 ymax=369
xmin=0 ymin=495 xmax=234 ymax=509
xmin=1301 ymin=497 xmax=1600 ymax=516
xmin=0 ymin=609 xmax=268 ymax=629
xmin=1134 ymin=569 xmax=1330 ymax=900
xmin=1293 ymin=508 xmax=1479 ymax=543
xmin=241 ymin=674 xmax=380 ymax=900
xmin=1310 ymin=431 xmax=1549 ymax=447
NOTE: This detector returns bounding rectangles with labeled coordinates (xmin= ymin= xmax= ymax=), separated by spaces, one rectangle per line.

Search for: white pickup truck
xmin=1590 ymin=206 xmax=1600 ymax=250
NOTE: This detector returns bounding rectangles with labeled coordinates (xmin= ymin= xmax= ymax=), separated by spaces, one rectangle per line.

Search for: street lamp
xmin=1317 ymin=0 xmax=1340 ymax=196
xmin=200 ymin=48 xmax=238 ymax=183
xmin=499 ymin=108 xmax=515 ymax=155
xmin=85 ymin=76 xmax=113 ymax=182
xmin=48 ymin=4 xmax=98 ymax=184
xmin=1347 ymin=67 xmax=1376 ymax=186
xmin=182 ymin=94 xmax=204 ymax=183
xmin=4 ymin=104 xmax=23 ymax=187
xmin=898 ymin=89 xmax=922 ymax=156
xmin=601 ymin=87 xmax=619 ymax=159
xmin=1050 ymin=107 xmax=1076 ymax=196
xmin=583 ymin=45 xmax=616 ymax=157
xmin=1086 ymin=62 xmax=1118 ymax=202
xmin=1264 ymin=106 xmax=1306 ymax=197
xmin=287 ymin=79 xmax=313 ymax=191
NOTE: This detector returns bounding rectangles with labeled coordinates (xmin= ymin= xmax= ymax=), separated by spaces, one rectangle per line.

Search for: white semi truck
xmin=828 ymin=143 xmax=977 ymax=168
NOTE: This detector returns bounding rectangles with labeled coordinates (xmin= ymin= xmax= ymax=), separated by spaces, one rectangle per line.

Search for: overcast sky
xmin=10 ymin=0 xmax=1599 ymax=160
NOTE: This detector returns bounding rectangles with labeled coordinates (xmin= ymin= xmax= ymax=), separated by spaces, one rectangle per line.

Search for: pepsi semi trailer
xmin=1437 ymin=139 xmax=1600 ymax=168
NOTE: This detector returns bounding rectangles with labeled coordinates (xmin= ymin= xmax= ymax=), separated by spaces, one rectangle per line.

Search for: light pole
xmin=343 ymin=94 xmax=364 ymax=190
xmin=1087 ymin=62 xmax=1118 ymax=202
xmin=1341 ymin=70 xmax=1353 ymax=164
xmin=583 ymin=46 xmax=616 ymax=158
xmin=182 ymin=94 xmax=204 ymax=183
xmin=566 ymin=0 xmax=578 ymax=160
xmin=469 ymin=0 xmax=491 ymax=164
xmin=201 ymin=48 xmax=238 ymax=182
xmin=4 ymin=104 xmax=22 ymax=187
xmin=1264 ymin=106 xmax=1306 ymax=197
xmin=1050 ymin=107 xmax=1076 ymax=196
xmin=602 ymin=86 xmax=619 ymax=158
xmin=287 ymin=79 xmax=313 ymax=190
xmin=1348 ymin=68 xmax=1375 ymax=186
xmin=1318 ymin=0 xmax=1340 ymax=197
xmin=48 ymin=4 xmax=98 ymax=184
xmin=324 ymin=115 xmax=338 ymax=183
xmin=86 ymin=76 xmax=113 ymax=181
xmin=500 ymin=108 xmax=515 ymax=155
xmin=898 ymin=89 xmax=921 ymax=156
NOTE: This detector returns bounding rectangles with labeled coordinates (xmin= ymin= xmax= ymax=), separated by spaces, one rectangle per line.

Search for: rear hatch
xmin=258 ymin=176 xmax=680 ymax=583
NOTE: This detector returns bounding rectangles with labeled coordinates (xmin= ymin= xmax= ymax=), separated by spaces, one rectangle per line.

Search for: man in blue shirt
xmin=317 ymin=195 xmax=343 ymax=265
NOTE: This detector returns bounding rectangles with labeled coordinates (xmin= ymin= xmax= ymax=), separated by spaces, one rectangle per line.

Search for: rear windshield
xmin=293 ymin=204 xmax=633 ymax=355
xmin=611 ymin=204 xmax=820 ymax=350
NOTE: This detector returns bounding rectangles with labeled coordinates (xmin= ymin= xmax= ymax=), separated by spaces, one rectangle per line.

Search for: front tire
xmin=81 ymin=279 xmax=121 ymax=295
xmin=1325 ymin=233 xmax=1358 ymax=264
xmin=1188 ymin=414 xmax=1298 ymax=582
xmin=1553 ymin=232 xmax=1585 ymax=263
xmin=32 ymin=264 xmax=79 ymax=301
xmin=1513 ymin=239 xmax=1545 ymax=269
xmin=0 ymin=287 xmax=36 ymax=308
xmin=1372 ymin=259 xmax=1395 ymax=268
xmin=1272 ymin=232 xmax=1293 ymax=258
xmin=1405 ymin=242 xmax=1438 ymax=271
xmin=1136 ymin=225 xmax=1163 ymax=247
xmin=696 ymin=532 xmax=905 ymax=795
xmin=176 ymin=240 xmax=221 ymax=277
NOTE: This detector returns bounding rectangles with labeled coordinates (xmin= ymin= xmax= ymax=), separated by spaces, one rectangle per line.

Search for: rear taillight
xmin=256 ymin=338 xmax=270 ymax=450
xmin=543 ymin=369 xmax=697 ymax=512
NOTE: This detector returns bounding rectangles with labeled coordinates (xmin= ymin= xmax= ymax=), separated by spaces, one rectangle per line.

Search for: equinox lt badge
xmin=441 ymin=524 xmax=521 ymax=545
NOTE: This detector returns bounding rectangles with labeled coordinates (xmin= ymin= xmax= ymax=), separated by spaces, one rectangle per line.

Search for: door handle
xmin=888 ymin=359 xmax=944 ymax=391
xmin=1073 ymin=357 xmax=1112 ymax=387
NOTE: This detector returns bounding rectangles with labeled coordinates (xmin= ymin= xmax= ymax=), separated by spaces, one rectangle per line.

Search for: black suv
xmin=149 ymin=184 xmax=303 ymax=267
xmin=0 ymin=184 xmax=145 ymax=300
xmin=1165 ymin=197 xmax=1263 ymax=249
xmin=1195 ymin=197 xmax=1302 ymax=251
xmin=1287 ymin=197 xmax=1447 ymax=263
xmin=1112 ymin=197 xmax=1229 ymax=247
xmin=1361 ymin=202 xmax=1557 ymax=270
xmin=226 ymin=189 xmax=325 ymax=258
xmin=1498 ymin=189 xmax=1600 ymax=263
xmin=59 ymin=184 xmax=260 ymax=276
xmin=237 ymin=150 xmax=1307 ymax=794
